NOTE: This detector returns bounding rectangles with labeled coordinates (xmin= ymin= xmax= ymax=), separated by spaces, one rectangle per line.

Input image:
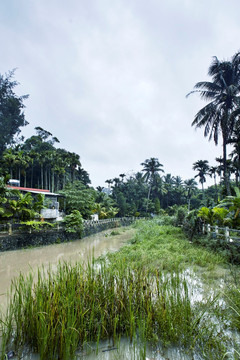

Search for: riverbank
xmin=1 ymin=219 xmax=240 ymax=360
xmin=0 ymin=218 xmax=136 ymax=252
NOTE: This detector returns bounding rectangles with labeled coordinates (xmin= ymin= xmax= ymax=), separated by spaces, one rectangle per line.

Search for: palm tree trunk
xmin=146 ymin=185 xmax=151 ymax=213
xmin=52 ymin=170 xmax=55 ymax=193
xmin=49 ymin=168 xmax=51 ymax=192
xmin=31 ymin=163 xmax=33 ymax=188
xmin=223 ymin=138 xmax=231 ymax=195
xmin=45 ymin=168 xmax=48 ymax=190
xmin=41 ymin=164 xmax=43 ymax=189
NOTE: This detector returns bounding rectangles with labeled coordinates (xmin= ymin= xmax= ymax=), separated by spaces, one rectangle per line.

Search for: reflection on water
xmin=3 ymin=338 xmax=195 ymax=360
xmin=0 ymin=228 xmax=136 ymax=313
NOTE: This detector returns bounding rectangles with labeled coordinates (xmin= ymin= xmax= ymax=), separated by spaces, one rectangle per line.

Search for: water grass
xmin=0 ymin=259 xmax=229 ymax=360
xmin=0 ymin=220 xmax=236 ymax=359
xmin=106 ymin=220 xmax=227 ymax=273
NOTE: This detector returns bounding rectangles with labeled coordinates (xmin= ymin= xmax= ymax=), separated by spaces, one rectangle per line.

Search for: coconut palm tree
xmin=193 ymin=160 xmax=210 ymax=191
xmin=187 ymin=51 xmax=240 ymax=195
xmin=184 ymin=178 xmax=198 ymax=212
xmin=163 ymin=173 xmax=174 ymax=207
xmin=2 ymin=148 xmax=17 ymax=178
xmin=209 ymin=165 xmax=219 ymax=201
xmin=228 ymin=122 xmax=240 ymax=185
xmin=141 ymin=158 xmax=164 ymax=212
xmin=119 ymin=173 xmax=126 ymax=182
xmin=173 ymin=176 xmax=184 ymax=205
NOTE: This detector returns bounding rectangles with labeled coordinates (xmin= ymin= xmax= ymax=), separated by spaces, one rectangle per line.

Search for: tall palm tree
xmin=184 ymin=178 xmax=197 ymax=212
xmin=141 ymin=158 xmax=164 ymax=212
xmin=173 ymin=176 xmax=184 ymax=205
xmin=192 ymin=160 xmax=209 ymax=191
xmin=119 ymin=173 xmax=126 ymax=182
xmin=209 ymin=166 xmax=218 ymax=186
xmin=105 ymin=179 xmax=113 ymax=189
xmin=209 ymin=165 xmax=218 ymax=201
xmin=228 ymin=122 xmax=240 ymax=185
xmin=2 ymin=148 xmax=17 ymax=178
xmin=187 ymin=51 xmax=240 ymax=195
xmin=163 ymin=173 xmax=174 ymax=207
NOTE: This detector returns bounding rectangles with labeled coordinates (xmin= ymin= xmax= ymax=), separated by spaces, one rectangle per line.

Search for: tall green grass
xmin=0 ymin=220 xmax=234 ymax=360
xmin=106 ymin=220 xmax=227 ymax=273
xmin=1 ymin=260 xmax=228 ymax=360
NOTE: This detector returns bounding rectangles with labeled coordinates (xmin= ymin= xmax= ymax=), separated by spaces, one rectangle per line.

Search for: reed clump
xmin=1 ymin=260 xmax=227 ymax=360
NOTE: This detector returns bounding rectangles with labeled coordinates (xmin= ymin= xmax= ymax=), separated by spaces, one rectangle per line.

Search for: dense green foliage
xmin=0 ymin=177 xmax=45 ymax=222
xmin=106 ymin=220 xmax=226 ymax=272
xmin=62 ymin=209 xmax=83 ymax=235
xmin=0 ymin=70 xmax=28 ymax=156
xmin=59 ymin=181 xmax=95 ymax=218
xmin=196 ymin=187 xmax=240 ymax=229
xmin=0 ymin=127 xmax=91 ymax=192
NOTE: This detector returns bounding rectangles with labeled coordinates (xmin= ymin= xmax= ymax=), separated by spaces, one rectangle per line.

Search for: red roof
xmin=7 ymin=185 xmax=50 ymax=193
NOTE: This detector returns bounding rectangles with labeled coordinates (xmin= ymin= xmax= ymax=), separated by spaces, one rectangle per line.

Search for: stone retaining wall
xmin=0 ymin=218 xmax=135 ymax=252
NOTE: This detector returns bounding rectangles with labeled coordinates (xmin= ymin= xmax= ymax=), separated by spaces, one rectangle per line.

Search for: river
xmin=0 ymin=227 xmax=136 ymax=314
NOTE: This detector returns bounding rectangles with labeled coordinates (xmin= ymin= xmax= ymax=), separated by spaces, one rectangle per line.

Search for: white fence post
xmin=207 ymin=224 xmax=211 ymax=234
xmin=225 ymin=227 xmax=230 ymax=242
xmin=8 ymin=223 xmax=12 ymax=235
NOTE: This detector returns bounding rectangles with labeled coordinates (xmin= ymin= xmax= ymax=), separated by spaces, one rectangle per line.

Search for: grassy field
xmin=0 ymin=219 xmax=240 ymax=360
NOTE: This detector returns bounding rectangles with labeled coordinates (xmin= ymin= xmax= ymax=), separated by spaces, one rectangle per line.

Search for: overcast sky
xmin=1 ymin=0 xmax=240 ymax=187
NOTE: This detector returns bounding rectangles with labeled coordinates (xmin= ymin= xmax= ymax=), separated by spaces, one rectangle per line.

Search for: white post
xmin=207 ymin=224 xmax=211 ymax=234
xmin=225 ymin=227 xmax=230 ymax=242
xmin=8 ymin=223 xmax=12 ymax=235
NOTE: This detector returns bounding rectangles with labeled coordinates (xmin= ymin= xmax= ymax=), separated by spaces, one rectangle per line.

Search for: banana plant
xmin=218 ymin=187 xmax=240 ymax=228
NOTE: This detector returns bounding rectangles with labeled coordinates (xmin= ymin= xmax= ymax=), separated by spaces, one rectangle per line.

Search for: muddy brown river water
xmin=0 ymin=227 xmax=136 ymax=314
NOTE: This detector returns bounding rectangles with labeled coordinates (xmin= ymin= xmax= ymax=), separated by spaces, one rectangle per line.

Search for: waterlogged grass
xmin=0 ymin=220 xmax=237 ymax=360
xmin=0 ymin=261 xmax=228 ymax=360
xmin=106 ymin=220 xmax=227 ymax=273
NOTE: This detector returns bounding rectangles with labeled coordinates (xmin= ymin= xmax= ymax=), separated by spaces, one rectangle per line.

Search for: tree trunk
xmin=49 ymin=168 xmax=51 ymax=192
xmin=52 ymin=170 xmax=55 ymax=193
xmin=45 ymin=168 xmax=48 ymax=190
xmin=31 ymin=163 xmax=33 ymax=188
xmin=41 ymin=164 xmax=44 ymax=189
xmin=223 ymin=137 xmax=231 ymax=195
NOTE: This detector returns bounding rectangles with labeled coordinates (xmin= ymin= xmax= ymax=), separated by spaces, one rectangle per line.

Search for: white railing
xmin=202 ymin=224 xmax=240 ymax=243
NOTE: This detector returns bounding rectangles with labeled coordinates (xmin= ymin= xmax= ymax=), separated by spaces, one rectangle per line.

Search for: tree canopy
xmin=187 ymin=52 xmax=240 ymax=194
xmin=0 ymin=70 xmax=29 ymax=155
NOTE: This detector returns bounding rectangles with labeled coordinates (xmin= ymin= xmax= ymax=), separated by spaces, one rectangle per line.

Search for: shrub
xmin=20 ymin=220 xmax=54 ymax=232
xmin=62 ymin=210 xmax=83 ymax=235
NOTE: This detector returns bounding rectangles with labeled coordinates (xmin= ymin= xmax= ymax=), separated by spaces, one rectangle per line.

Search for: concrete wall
xmin=0 ymin=218 xmax=135 ymax=252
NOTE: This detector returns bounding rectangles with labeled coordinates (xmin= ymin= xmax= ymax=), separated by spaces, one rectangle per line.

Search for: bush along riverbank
xmin=1 ymin=219 xmax=240 ymax=359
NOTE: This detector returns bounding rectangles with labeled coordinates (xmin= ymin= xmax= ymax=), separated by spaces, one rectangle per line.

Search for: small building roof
xmin=6 ymin=185 xmax=60 ymax=197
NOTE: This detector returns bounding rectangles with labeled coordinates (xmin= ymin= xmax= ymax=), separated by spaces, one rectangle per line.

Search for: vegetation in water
xmin=106 ymin=220 xmax=226 ymax=273
xmin=1 ymin=220 xmax=238 ymax=360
